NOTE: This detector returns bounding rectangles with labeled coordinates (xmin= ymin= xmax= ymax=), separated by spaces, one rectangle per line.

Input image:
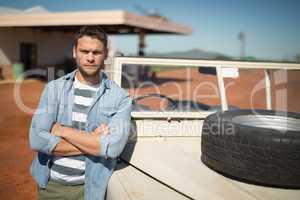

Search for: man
xmin=29 ymin=26 xmax=132 ymax=200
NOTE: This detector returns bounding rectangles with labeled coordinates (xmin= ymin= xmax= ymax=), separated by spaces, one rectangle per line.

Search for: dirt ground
xmin=0 ymin=80 xmax=45 ymax=199
xmin=0 ymin=69 xmax=299 ymax=199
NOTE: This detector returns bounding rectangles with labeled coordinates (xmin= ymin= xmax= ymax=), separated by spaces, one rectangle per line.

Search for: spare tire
xmin=201 ymin=109 xmax=300 ymax=188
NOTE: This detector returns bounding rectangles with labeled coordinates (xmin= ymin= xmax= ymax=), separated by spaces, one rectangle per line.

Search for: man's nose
xmin=87 ymin=52 xmax=95 ymax=62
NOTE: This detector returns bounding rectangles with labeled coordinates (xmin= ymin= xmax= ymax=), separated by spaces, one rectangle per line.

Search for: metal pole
xmin=112 ymin=57 xmax=122 ymax=86
xmin=138 ymin=29 xmax=146 ymax=56
xmin=138 ymin=29 xmax=147 ymax=81
xmin=264 ymin=69 xmax=272 ymax=110
xmin=216 ymin=66 xmax=228 ymax=111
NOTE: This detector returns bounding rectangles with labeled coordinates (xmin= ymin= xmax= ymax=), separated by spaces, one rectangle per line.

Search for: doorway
xmin=20 ymin=42 xmax=37 ymax=71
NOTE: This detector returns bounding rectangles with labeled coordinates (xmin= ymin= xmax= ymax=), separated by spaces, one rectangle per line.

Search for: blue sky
xmin=1 ymin=0 xmax=300 ymax=60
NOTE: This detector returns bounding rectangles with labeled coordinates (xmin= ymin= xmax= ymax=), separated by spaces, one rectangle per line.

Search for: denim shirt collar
xmin=62 ymin=69 xmax=111 ymax=90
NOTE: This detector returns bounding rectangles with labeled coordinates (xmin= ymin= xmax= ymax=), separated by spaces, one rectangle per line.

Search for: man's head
xmin=73 ymin=26 xmax=108 ymax=78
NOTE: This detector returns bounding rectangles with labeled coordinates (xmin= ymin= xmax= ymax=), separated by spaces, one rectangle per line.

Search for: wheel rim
xmin=232 ymin=115 xmax=300 ymax=131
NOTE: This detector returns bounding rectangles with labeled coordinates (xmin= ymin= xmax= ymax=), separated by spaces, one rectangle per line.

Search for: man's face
xmin=73 ymin=36 xmax=107 ymax=77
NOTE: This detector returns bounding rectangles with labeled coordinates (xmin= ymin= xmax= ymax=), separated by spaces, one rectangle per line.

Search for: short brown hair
xmin=74 ymin=26 xmax=108 ymax=49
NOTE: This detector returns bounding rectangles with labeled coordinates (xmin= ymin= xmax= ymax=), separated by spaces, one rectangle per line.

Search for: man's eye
xmin=81 ymin=50 xmax=89 ymax=54
xmin=93 ymin=51 xmax=103 ymax=55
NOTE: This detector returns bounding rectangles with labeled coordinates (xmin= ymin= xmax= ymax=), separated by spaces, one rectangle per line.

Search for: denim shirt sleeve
xmin=99 ymin=92 xmax=132 ymax=159
xmin=29 ymin=82 xmax=61 ymax=155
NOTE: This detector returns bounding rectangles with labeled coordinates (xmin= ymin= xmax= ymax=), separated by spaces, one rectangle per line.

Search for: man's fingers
xmin=100 ymin=124 xmax=109 ymax=135
xmin=94 ymin=124 xmax=109 ymax=135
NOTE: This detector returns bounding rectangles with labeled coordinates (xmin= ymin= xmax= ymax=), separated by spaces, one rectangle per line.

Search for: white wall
xmin=0 ymin=27 xmax=74 ymax=66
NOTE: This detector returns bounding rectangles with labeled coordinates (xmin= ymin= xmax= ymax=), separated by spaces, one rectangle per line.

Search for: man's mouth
xmin=84 ymin=65 xmax=96 ymax=67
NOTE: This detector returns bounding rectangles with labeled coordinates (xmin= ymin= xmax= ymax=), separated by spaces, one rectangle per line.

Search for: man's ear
xmin=73 ymin=47 xmax=76 ymax=59
xmin=104 ymin=49 xmax=109 ymax=60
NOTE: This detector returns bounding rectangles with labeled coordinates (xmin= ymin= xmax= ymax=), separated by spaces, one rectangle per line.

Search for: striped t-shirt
xmin=50 ymin=76 xmax=99 ymax=185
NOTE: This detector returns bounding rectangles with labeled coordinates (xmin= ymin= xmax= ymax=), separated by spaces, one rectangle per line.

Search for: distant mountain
xmin=147 ymin=48 xmax=232 ymax=60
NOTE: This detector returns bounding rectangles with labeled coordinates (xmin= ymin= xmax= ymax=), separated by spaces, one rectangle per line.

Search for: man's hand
xmin=92 ymin=123 xmax=109 ymax=136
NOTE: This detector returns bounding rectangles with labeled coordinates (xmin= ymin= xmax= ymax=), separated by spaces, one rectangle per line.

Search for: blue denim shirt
xmin=29 ymin=70 xmax=132 ymax=200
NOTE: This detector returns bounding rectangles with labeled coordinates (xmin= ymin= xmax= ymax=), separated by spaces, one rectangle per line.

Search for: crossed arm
xmin=30 ymin=82 xmax=132 ymax=158
xmin=51 ymin=123 xmax=109 ymax=157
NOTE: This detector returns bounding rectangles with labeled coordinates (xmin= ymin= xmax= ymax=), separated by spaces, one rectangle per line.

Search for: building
xmin=0 ymin=6 xmax=192 ymax=79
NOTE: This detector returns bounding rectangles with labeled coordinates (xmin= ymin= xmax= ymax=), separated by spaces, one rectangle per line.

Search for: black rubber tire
xmin=201 ymin=109 xmax=300 ymax=188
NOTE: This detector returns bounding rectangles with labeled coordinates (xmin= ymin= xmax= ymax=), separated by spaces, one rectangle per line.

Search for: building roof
xmin=0 ymin=9 xmax=192 ymax=35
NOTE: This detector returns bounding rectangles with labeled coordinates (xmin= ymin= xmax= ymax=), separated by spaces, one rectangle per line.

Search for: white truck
xmin=106 ymin=57 xmax=300 ymax=200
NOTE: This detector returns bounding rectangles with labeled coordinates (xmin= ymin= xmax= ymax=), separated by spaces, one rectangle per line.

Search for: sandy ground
xmin=0 ymin=69 xmax=299 ymax=199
